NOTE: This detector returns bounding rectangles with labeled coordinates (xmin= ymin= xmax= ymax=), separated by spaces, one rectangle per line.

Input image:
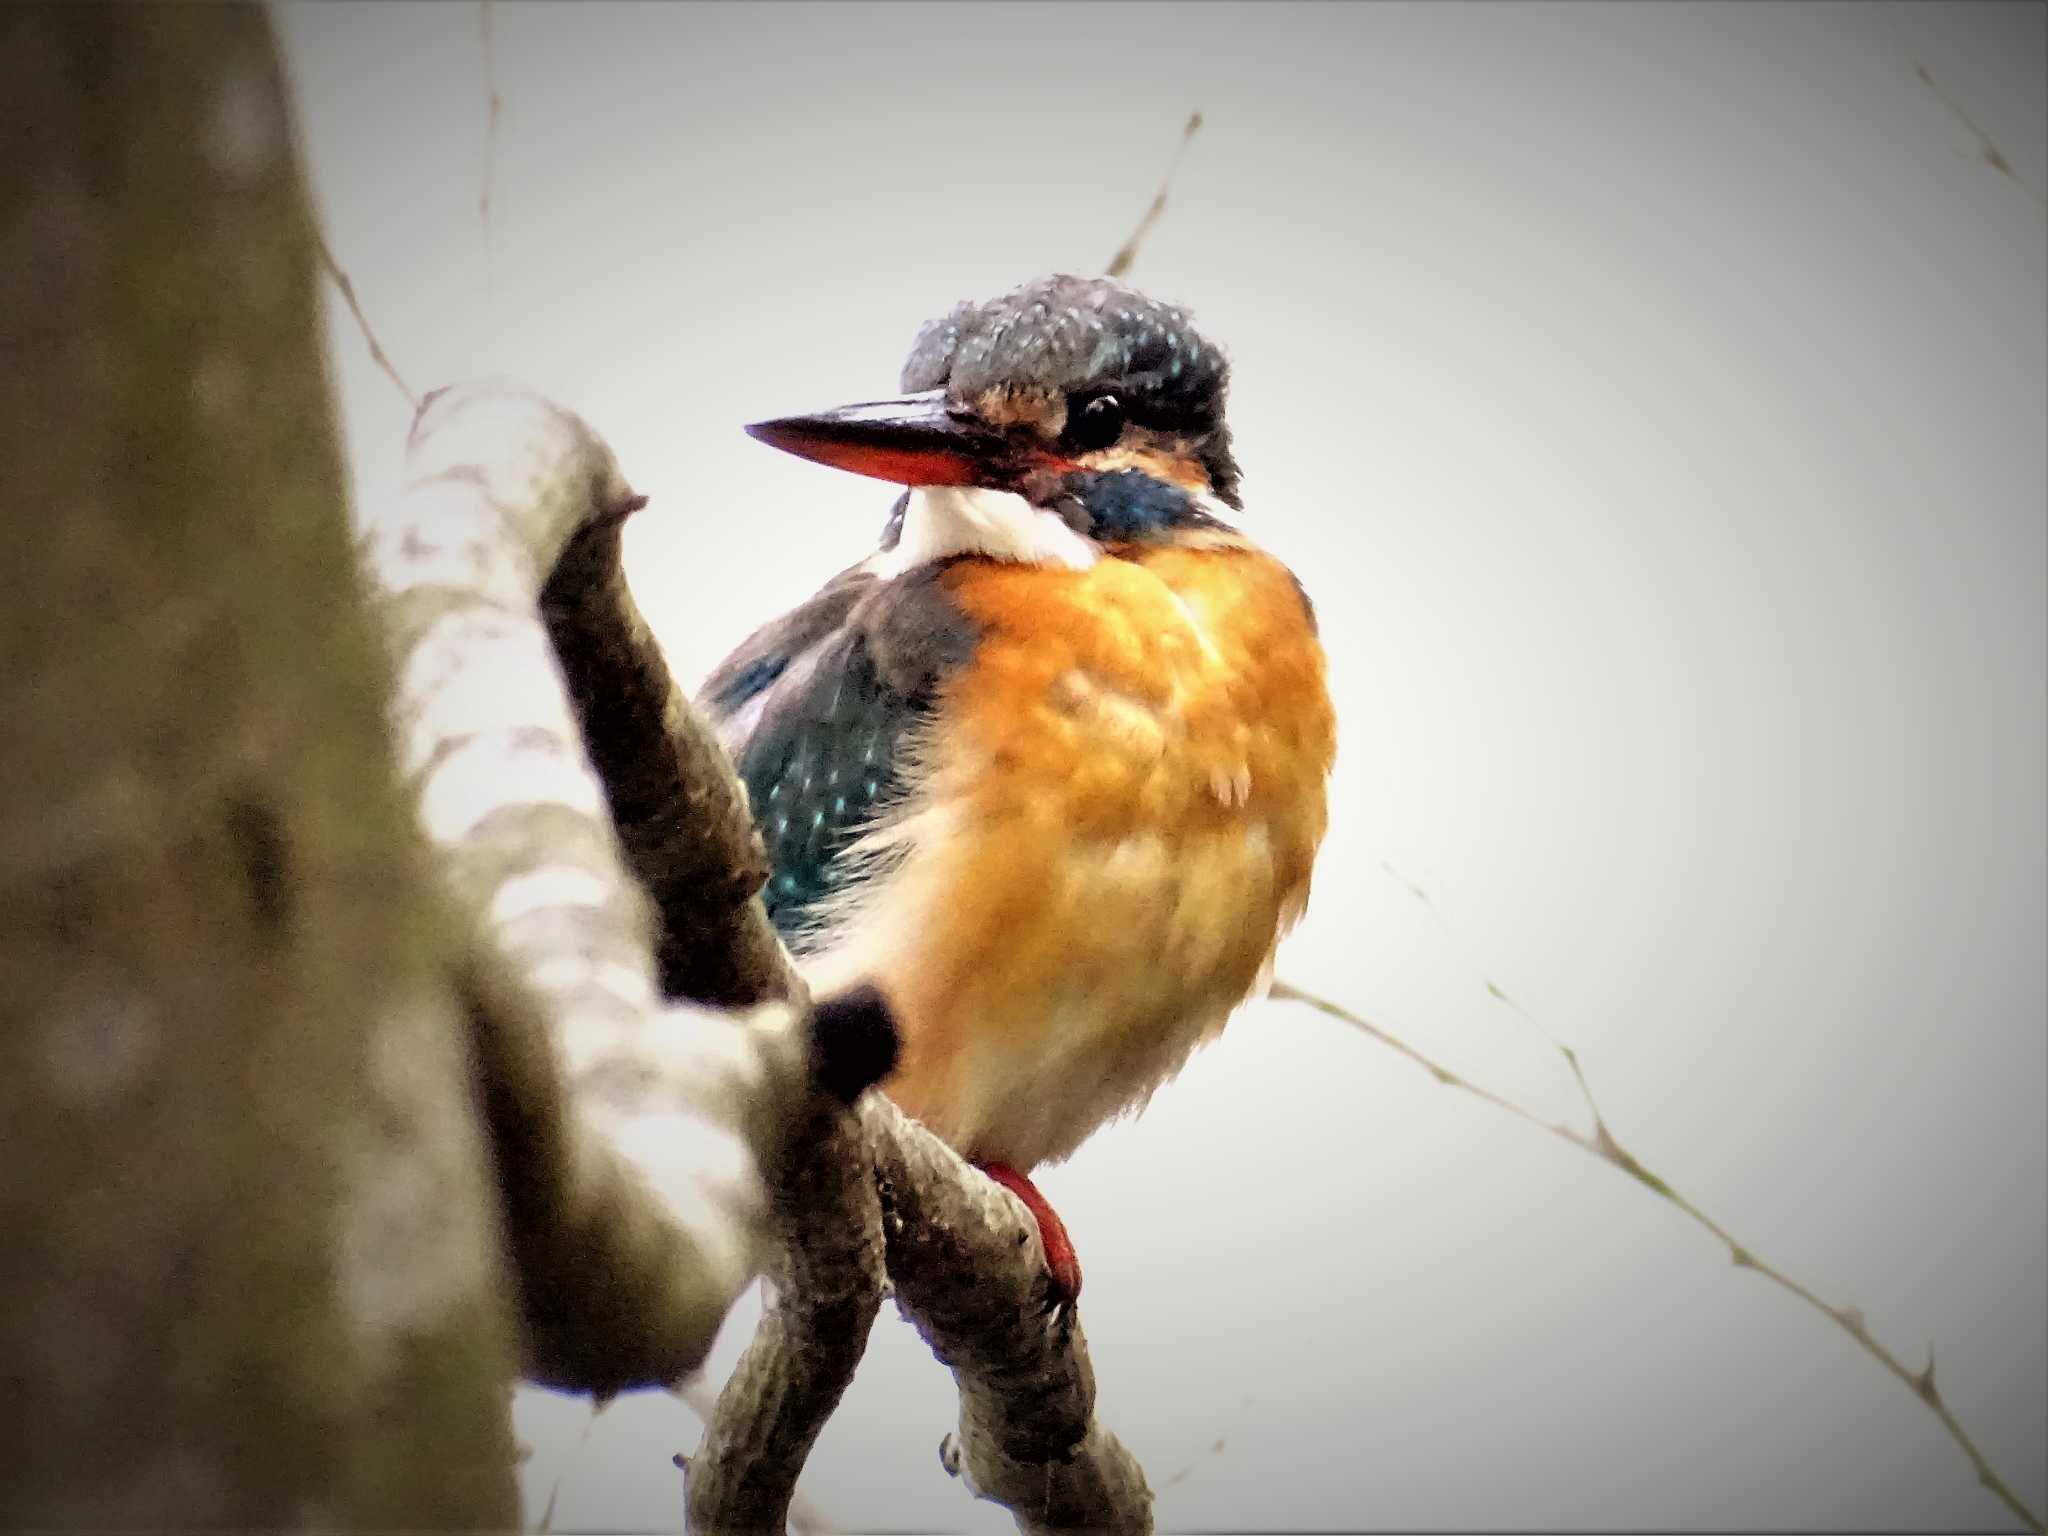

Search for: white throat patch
xmin=871 ymin=486 xmax=1099 ymax=576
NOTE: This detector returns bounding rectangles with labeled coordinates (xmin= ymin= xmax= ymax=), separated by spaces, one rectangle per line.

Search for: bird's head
xmin=746 ymin=274 xmax=1239 ymax=571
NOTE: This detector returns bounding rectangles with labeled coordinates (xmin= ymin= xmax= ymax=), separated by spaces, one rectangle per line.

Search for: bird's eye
xmin=1065 ymin=392 xmax=1125 ymax=453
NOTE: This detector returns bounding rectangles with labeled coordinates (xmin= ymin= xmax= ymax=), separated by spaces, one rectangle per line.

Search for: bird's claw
xmin=976 ymin=1160 xmax=1083 ymax=1310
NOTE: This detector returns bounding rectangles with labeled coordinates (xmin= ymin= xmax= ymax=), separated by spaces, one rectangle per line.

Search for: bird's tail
xmin=807 ymin=983 xmax=899 ymax=1103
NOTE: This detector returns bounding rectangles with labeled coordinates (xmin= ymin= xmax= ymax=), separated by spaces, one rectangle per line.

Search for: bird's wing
xmin=696 ymin=560 xmax=979 ymax=945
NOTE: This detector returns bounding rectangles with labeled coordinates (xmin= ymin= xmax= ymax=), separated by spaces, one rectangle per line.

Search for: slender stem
xmin=1268 ymin=975 xmax=2045 ymax=1534
xmin=313 ymin=231 xmax=418 ymax=408
xmin=1872 ymin=0 xmax=2046 ymax=211
xmin=1104 ymin=110 xmax=1203 ymax=279
xmin=478 ymin=0 xmax=501 ymax=289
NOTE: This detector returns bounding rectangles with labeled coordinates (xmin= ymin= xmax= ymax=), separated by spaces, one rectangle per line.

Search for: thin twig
xmin=1154 ymin=1407 xmax=1241 ymax=1494
xmin=1874 ymin=0 xmax=2046 ymax=212
xmin=1376 ymin=859 xmax=1570 ymax=1057
xmin=479 ymin=0 xmax=501 ymax=289
xmin=313 ymin=231 xmax=419 ymax=409
xmin=1104 ymin=110 xmax=1203 ymax=279
xmin=1269 ymin=967 xmax=2045 ymax=1534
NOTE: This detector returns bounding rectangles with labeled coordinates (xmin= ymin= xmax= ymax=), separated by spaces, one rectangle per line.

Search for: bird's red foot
xmin=976 ymin=1161 xmax=1082 ymax=1304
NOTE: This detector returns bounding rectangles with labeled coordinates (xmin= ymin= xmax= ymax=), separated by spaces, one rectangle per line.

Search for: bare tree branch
xmin=538 ymin=508 xmax=796 ymax=1011
xmin=455 ymin=923 xmax=783 ymax=1394
xmin=357 ymin=379 xmax=837 ymax=1392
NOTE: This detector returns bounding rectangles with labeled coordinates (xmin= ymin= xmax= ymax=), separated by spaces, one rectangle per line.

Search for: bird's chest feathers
xmin=816 ymin=542 xmax=1334 ymax=1168
xmin=938 ymin=546 xmax=1328 ymax=842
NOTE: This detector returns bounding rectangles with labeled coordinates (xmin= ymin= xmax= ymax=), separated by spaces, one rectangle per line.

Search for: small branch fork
xmin=361 ymin=379 xmax=1150 ymax=1532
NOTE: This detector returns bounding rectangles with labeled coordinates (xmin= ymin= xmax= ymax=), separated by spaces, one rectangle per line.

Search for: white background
xmin=280 ymin=4 xmax=2045 ymax=1529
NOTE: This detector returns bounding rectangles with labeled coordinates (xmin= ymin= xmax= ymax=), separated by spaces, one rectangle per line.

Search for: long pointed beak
xmin=745 ymin=390 xmax=1013 ymax=488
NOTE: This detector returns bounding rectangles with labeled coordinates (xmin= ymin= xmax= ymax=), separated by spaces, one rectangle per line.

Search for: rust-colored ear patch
xmin=967 ymin=383 xmax=1063 ymax=435
xmin=1075 ymin=436 xmax=1214 ymax=494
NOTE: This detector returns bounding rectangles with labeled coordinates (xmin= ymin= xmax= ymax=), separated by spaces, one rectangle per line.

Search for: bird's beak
xmin=745 ymin=390 xmax=1013 ymax=488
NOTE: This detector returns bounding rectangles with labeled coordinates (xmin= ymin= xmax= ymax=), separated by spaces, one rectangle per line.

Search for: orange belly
xmin=800 ymin=538 xmax=1335 ymax=1169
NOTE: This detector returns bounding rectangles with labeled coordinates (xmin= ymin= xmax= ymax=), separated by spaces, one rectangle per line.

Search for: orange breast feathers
xmin=800 ymin=537 xmax=1337 ymax=1171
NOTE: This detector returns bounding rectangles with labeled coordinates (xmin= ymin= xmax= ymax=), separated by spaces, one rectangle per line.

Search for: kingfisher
xmin=700 ymin=274 xmax=1335 ymax=1302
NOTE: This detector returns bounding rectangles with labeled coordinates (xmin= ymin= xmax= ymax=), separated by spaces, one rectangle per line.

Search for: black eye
xmin=1065 ymin=392 xmax=1125 ymax=453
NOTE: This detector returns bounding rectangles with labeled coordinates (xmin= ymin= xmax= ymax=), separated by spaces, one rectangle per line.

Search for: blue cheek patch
xmin=1065 ymin=469 xmax=1205 ymax=541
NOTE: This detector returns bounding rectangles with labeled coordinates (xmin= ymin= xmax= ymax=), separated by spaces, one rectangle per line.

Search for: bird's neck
xmin=870 ymin=485 xmax=1098 ymax=577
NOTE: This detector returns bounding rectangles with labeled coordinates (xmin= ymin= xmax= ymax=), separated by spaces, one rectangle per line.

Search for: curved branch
xmin=359 ymin=380 xmax=835 ymax=1391
xmin=539 ymin=514 xmax=795 ymax=1010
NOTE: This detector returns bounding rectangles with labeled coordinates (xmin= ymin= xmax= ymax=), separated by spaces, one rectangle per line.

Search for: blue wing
xmin=698 ymin=558 xmax=979 ymax=945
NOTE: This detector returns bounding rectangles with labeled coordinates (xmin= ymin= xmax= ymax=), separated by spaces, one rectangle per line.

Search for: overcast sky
xmin=280 ymin=3 xmax=2045 ymax=1529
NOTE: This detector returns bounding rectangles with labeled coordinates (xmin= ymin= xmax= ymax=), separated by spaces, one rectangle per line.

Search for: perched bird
xmin=701 ymin=274 xmax=1335 ymax=1300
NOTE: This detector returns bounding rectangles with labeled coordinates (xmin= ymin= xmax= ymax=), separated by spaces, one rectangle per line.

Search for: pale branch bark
xmin=455 ymin=928 xmax=777 ymax=1395
xmin=357 ymin=379 xmax=849 ymax=1393
xmin=3 ymin=5 xmax=517 ymax=1522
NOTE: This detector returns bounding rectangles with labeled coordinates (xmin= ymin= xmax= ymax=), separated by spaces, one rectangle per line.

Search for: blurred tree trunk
xmin=0 ymin=5 xmax=520 ymax=1525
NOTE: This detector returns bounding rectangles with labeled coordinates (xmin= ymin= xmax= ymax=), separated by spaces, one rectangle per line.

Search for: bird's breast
xmin=801 ymin=538 xmax=1336 ymax=1169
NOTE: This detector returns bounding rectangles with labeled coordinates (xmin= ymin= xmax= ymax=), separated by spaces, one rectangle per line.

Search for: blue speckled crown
xmin=900 ymin=275 xmax=1235 ymax=499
